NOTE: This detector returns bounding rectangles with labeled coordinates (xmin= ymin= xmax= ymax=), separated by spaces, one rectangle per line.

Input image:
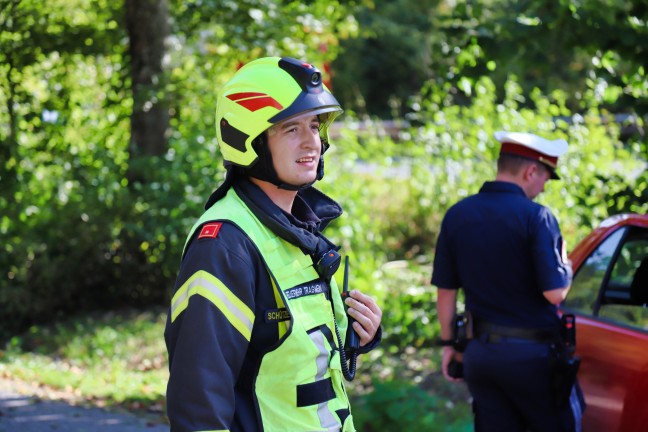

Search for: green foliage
xmin=373 ymin=260 xmax=439 ymax=348
xmin=332 ymin=0 xmax=468 ymax=118
xmin=333 ymin=0 xmax=648 ymax=150
xmin=409 ymin=76 xmax=644 ymax=245
xmin=171 ymin=0 xmax=362 ymax=66
xmin=0 ymin=0 xmax=363 ymax=340
xmin=443 ymin=0 xmax=648 ymax=119
xmin=351 ymin=379 xmax=472 ymax=431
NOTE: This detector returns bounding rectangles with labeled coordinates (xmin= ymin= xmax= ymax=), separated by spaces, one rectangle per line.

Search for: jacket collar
xmin=480 ymin=181 xmax=526 ymax=197
xmin=233 ymin=177 xmax=342 ymax=255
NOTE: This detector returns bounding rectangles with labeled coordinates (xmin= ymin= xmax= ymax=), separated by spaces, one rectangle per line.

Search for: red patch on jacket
xmin=198 ymin=222 xmax=222 ymax=239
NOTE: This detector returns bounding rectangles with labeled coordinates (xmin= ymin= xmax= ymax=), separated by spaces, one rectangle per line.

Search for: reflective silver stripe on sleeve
xmin=171 ymin=270 xmax=254 ymax=341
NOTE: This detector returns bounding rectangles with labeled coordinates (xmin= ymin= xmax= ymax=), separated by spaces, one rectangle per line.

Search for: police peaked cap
xmin=495 ymin=131 xmax=568 ymax=179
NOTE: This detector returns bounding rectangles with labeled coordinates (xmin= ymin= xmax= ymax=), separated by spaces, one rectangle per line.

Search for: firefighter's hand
xmin=345 ymin=290 xmax=382 ymax=346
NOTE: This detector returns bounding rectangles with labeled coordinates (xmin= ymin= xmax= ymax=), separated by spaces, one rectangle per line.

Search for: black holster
xmin=550 ymin=314 xmax=581 ymax=408
xmin=447 ymin=313 xmax=472 ymax=378
xmin=550 ymin=346 xmax=580 ymax=408
xmin=451 ymin=313 xmax=471 ymax=353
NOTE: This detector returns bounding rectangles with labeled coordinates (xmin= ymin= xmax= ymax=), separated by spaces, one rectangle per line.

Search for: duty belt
xmin=474 ymin=320 xmax=560 ymax=344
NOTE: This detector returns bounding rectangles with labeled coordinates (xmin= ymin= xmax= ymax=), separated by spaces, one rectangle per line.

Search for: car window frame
xmin=563 ymin=226 xmax=629 ymax=317
xmin=592 ymin=226 xmax=630 ymax=316
xmin=565 ymin=225 xmax=648 ymax=333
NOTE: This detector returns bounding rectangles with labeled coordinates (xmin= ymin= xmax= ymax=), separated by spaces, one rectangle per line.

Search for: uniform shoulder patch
xmin=198 ymin=222 xmax=222 ymax=239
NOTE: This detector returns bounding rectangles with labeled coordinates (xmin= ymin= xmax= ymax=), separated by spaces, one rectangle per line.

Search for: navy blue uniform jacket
xmin=432 ymin=181 xmax=572 ymax=329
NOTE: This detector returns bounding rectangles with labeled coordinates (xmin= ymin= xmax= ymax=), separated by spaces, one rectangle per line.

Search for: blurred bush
xmin=351 ymin=379 xmax=472 ymax=431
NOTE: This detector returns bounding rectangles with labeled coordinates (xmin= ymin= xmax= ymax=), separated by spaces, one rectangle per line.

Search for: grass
xmin=0 ymin=307 xmax=473 ymax=430
xmin=0 ymin=308 xmax=168 ymax=418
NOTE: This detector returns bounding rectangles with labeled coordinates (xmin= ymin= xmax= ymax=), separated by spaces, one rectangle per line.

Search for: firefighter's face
xmin=266 ymin=113 xmax=322 ymax=187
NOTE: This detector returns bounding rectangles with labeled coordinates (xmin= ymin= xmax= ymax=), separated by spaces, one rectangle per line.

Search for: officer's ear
xmin=522 ymin=161 xmax=538 ymax=181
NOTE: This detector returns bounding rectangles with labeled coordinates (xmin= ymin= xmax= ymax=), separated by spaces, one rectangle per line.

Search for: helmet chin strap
xmin=277 ymin=181 xmax=312 ymax=191
xmin=244 ymin=135 xmax=325 ymax=191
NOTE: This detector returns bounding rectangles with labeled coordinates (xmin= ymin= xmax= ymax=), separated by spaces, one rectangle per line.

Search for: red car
xmin=562 ymin=213 xmax=648 ymax=431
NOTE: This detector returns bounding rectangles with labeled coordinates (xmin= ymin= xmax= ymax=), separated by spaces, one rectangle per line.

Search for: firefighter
xmin=164 ymin=57 xmax=382 ymax=432
xmin=432 ymin=131 xmax=585 ymax=431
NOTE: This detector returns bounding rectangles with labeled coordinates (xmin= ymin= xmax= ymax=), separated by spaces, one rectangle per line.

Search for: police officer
xmin=432 ymin=131 xmax=584 ymax=432
xmin=165 ymin=57 xmax=382 ymax=432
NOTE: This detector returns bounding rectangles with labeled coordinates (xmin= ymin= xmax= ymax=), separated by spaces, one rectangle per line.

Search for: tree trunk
xmin=0 ymin=3 xmax=19 ymax=197
xmin=125 ymin=0 xmax=170 ymax=176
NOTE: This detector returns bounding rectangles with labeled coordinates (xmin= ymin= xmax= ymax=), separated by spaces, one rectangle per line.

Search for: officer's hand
xmin=345 ymin=290 xmax=382 ymax=346
xmin=441 ymin=346 xmax=463 ymax=382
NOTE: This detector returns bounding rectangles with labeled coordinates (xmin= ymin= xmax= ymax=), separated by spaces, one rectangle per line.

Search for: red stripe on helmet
xmin=226 ymin=92 xmax=283 ymax=112
xmin=227 ymin=92 xmax=266 ymax=101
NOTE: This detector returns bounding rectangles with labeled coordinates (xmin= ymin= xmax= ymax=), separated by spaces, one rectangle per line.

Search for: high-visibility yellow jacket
xmin=165 ymin=178 xmax=378 ymax=431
